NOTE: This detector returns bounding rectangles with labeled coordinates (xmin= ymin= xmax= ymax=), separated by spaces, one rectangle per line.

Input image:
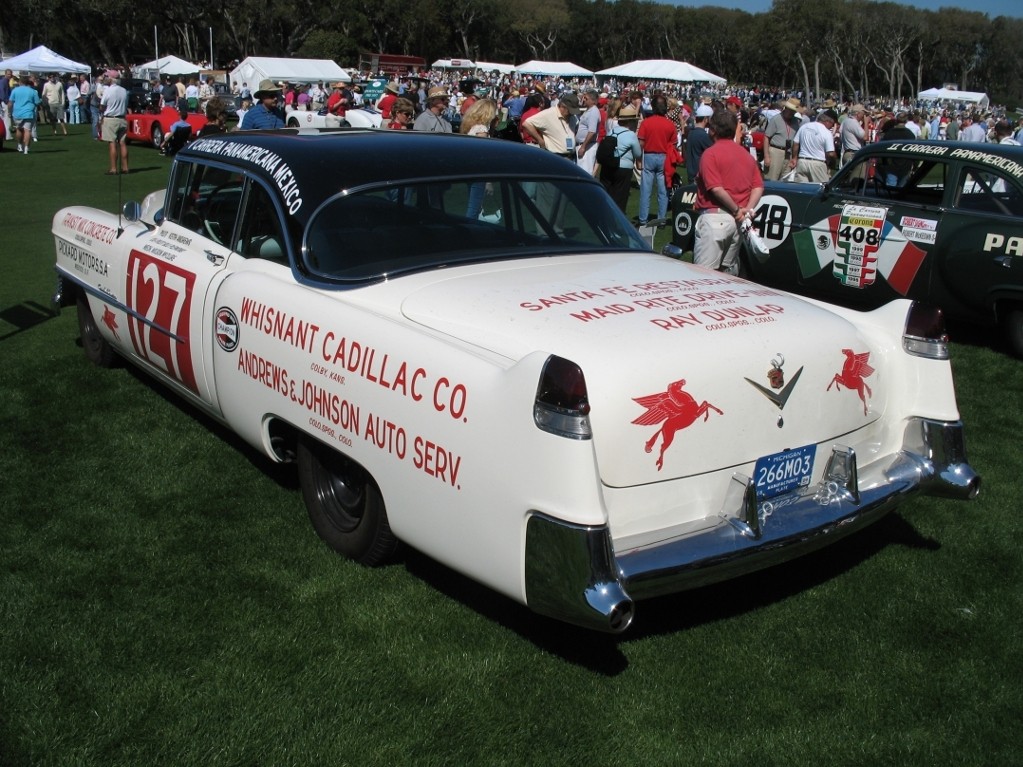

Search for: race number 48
xmin=125 ymin=250 xmax=199 ymax=393
xmin=750 ymin=195 xmax=793 ymax=249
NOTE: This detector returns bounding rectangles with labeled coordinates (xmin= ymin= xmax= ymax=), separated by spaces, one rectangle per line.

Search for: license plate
xmin=754 ymin=444 xmax=815 ymax=499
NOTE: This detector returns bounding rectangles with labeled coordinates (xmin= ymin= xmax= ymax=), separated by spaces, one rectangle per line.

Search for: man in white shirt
xmin=789 ymin=109 xmax=838 ymax=183
xmin=99 ymin=77 xmax=130 ymax=174
xmin=839 ymin=104 xmax=866 ymax=166
xmin=574 ymin=89 xmax=602 ymax=175
xmin=960 ymin=114 xmax=987 ymax=142
xmin=66 ymin=79 xmax=81 ymax=124
xmin=905 ymin=112 xmax=921 ymax=138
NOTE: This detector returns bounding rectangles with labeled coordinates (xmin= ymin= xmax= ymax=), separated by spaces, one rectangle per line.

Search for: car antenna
xmin=115 ymin=126 xmax=127 ymax=237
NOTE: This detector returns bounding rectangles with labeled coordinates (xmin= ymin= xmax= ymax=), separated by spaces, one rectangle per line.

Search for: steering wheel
xmin=201 ymin=182 xmax=241 ymax=244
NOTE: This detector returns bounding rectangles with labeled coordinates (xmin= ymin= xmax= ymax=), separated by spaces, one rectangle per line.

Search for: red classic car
xmin=127 ymin=106 xmax=208 ymax=149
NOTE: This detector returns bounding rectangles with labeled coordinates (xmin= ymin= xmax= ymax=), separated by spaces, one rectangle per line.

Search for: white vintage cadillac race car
xmin=52 ymin=129 xmax=980 ymax=632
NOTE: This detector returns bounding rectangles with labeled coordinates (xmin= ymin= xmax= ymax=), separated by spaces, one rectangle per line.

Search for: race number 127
xmin=125 ymin=250 xmax=199 ymax=393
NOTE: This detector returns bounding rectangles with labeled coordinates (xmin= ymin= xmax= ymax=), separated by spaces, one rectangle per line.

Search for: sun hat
xmin=427 ymin=86 xmax=449 ymax=100
xmin=384 ymin=81 xmax=400 ymax=94
xmin=254 ymin=79 xmax=283 ymax=99
xmin=695 ymin=104 xmax=714 ymax=118
xmin=782 ymin=98 xmax=801 ymax=111
xmin=618 ymin=105 xmax=639 ymax=120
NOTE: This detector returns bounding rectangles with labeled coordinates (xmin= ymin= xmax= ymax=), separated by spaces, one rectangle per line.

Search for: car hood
xmin=398 ymin=253 xmax=888 ymax=487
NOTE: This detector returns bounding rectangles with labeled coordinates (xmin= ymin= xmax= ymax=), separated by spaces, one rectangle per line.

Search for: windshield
xmin=302 ymin=176 xmax=648 ymax=284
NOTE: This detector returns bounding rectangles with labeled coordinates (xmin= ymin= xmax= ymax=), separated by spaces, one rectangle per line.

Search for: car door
xmin=789 ymin=151 xmax=947 ymax=308
xmin=930 ymin=161 xmax=1023 ymax=324
xmin=121 ymin=160 xmax=243 ymax=412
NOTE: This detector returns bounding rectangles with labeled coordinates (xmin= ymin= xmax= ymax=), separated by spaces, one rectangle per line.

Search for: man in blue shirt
xmin=9 ymin=76 xmax=42 ymax=154
xmin=239 ymin=79 xmax=285 ymax=130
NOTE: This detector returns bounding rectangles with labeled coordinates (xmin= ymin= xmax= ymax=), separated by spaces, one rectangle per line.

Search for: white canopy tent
xmin=918 ymin=87 xmax=989 ymax=109
xmin=432 ymin=58 xmax=477 ymax=69
xmin=132 ymin=55 xmax=200 ymax=78
xmin=475 ymin=61 xmax=516 ymax=75
xmin=229 ymin=57 xmax=351 ymax=88
xmin=1 ymin=45 xmax=89 ymax=74
xmin=596 ymin=59 xmax=725 ymax=84
xmin=516 ymin=60 xmax=594 ymax=78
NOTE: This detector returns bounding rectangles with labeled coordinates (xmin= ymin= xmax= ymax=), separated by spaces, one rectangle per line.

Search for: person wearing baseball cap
xmin=725 ymin=94 xmax=749 ymax=144
xmin=521 ymin=91 xmax=582 ymax=158
xmin=239 ymin=79 xmax=285 ymax=130
xmin=685 ymin=103 xmax=715 ymax=183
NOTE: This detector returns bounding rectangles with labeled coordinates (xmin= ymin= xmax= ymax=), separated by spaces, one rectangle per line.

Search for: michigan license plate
xmin=754 ymin=444 xmax=815 ymax=499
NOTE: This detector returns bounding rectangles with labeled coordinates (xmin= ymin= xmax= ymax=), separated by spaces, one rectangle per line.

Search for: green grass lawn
xmin=1 ymin=126 xmax=1021 ymax=766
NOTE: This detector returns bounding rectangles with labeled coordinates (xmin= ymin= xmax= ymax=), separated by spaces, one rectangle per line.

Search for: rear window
xmin=302 ymin=176 xmax=648 ymax=284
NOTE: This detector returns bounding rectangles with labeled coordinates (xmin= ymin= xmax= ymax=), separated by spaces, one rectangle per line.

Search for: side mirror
xmin=661 ymin=243 xmax=685 ymax=260
xmin=122 ymin=200 xmax=142 ymax=222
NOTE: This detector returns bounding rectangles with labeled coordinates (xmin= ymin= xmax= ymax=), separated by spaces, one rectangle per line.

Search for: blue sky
xmin=664 ymin=0 xmax=1021 ymax=17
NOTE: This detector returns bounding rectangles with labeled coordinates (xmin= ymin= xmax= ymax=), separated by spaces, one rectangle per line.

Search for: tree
xmin=509 ymin=0 xmax=571 ymax=60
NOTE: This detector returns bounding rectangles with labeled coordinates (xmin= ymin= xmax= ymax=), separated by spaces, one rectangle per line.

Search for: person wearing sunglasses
xmin=387 ymin=98 xmax=416 ymax=130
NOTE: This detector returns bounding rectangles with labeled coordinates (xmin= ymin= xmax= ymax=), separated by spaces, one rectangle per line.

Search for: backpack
xmin=596 ymin=131 xmax=619 ymax=166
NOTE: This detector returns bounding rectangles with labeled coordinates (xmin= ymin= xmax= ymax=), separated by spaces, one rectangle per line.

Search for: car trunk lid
xmin=398 ymin=254 xmax=887 ymax=487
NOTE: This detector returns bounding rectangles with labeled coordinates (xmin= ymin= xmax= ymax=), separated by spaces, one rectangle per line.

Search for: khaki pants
xmin=764 ymin=145 xmax=788 ymax=181
xmin=693 ymin=212 xmax=741 ymax=275
xmin=794 ymin=158 xmax=830 ymax=184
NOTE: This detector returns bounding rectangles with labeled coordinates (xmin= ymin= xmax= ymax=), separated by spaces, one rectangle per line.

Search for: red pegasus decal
xmin=828 ymin=349 xmax=874 ymax=415
xmin=101 ymin=305 xmax=120 ymax=341
xmin=632 ymin=379 xmax=723 ymax=471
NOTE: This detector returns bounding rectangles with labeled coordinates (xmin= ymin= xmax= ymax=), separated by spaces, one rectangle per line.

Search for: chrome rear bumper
xmin=524 ymin=418 xmax=979 ymax=633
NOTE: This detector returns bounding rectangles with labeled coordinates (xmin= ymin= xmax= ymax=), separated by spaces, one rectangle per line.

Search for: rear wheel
xmin=151 ymin=124 xmax=163 ymax=149
xmin=1003 ymin=306 xmax=1023 ymax=358
xmin=297 ymin=438 xmax=397 ymax=565
xmin=77 ymin=295 xmax=115 ymax=367
xmin=287 ymin=117 xmax=300 ymax=128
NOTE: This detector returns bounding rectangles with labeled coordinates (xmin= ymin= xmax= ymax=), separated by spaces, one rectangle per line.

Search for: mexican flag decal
xmin=792 ymin=205 xmax=928 ymax=295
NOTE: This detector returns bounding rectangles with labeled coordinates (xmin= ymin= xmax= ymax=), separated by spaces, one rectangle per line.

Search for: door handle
xmin=994 ymin=255 xmax=1012 ymax=269
xmin=205 ymin=250 xmax=226 ymax=265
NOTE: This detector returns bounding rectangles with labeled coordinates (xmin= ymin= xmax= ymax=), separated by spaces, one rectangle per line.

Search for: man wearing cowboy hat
xmin=762 ymin=98 xmax=804 ymax=180
xmin=239 ymin=79 xmax=285 ymax=130
xmin=412 ymin=87 xmax=453 ymax=133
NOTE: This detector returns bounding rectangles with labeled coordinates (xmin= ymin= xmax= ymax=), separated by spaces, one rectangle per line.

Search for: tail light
xmin=534 ymin=355 xmax=592 ymax=439
xmin=903 ymin=302 xmax=949 ymax=360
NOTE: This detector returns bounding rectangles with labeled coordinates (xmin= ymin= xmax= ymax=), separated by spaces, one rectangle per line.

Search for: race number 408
xmin=125 ymin=250 xmax=199 ymax=393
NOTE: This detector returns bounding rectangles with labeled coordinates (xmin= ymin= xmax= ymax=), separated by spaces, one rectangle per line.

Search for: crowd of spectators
xmin=5 ymin=64 xmax=1023 ymax=179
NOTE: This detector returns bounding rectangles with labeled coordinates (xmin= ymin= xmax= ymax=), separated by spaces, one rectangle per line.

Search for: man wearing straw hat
xmin=413 ymin=87 xmax=454 ymax=133
xmin=762 ymin=98 xmax=803 ymax=181
xmin=239 ymin=80 xmax=285 ymax=130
